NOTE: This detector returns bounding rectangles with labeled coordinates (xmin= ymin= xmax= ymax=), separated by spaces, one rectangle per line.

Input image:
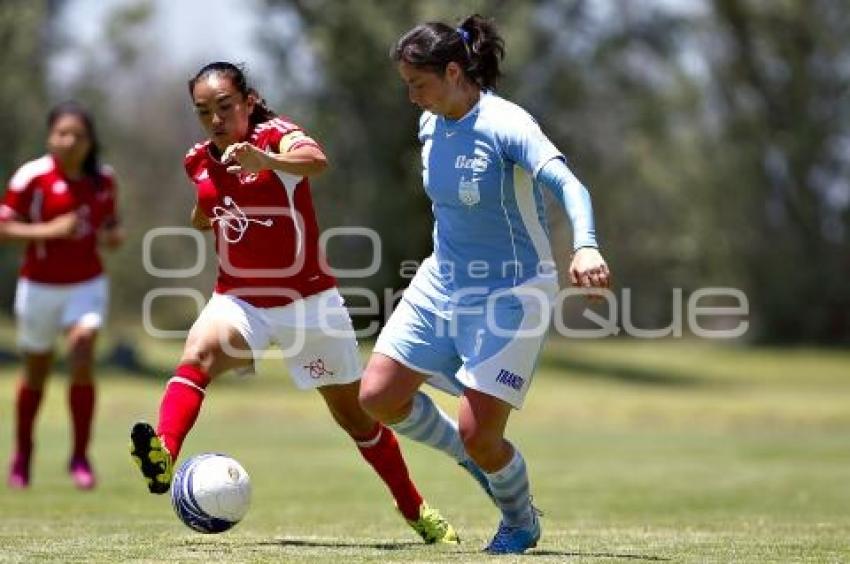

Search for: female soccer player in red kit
xmin=129 ymin=62 xmax=458 ymax=543
xmin=2 ymin=102 xmax=124 ymax=490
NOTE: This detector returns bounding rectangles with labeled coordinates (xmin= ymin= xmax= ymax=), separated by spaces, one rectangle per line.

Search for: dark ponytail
xmin=391 ymin=14 xmax=505 ymax=90
xmin=188 ymin=61 xmax=276 ymax=127
xmin=47 ymin=101 xmax=102 ymax=186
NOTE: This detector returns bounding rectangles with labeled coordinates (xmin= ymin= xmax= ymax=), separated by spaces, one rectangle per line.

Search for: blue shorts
xmin=373 ymin=257 xmax=557 ymax=409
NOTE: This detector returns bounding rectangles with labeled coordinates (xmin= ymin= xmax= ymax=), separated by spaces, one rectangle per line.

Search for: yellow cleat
xmin=404 ymin=502 xmax=460 ymax=544
xmin=129 ymin=422 xmax=173 ymax=494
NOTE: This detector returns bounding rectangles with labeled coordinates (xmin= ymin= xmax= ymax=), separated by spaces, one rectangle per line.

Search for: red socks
xmin=156 ymin=364 xmax=210 ymax=459
xmin=356 ymin=424 xmax=424 ymax=521
xmin=14 ymin=383 xmax=43 ymax=459
xmin=15 ymin=383 xmax=96 ymax=463
xmin=68 ymin=383 xmax=95 ymax=460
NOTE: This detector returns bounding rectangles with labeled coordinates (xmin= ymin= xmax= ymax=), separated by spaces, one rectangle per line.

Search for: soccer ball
xmin=170 ymin=453 xmax=252 ymax=533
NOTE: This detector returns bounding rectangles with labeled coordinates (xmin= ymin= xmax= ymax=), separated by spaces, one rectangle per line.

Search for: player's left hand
xmin=101 ymin=225 xmax=126 ymax=249
xmin=569 ymin=247 xmax=611 ymax=302
xmin=222 ymin=142 xmax=270 ymax=174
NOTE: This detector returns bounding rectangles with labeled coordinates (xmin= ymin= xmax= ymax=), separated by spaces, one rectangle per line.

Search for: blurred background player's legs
xmin=9 ymin=280 xmax=62 ymax=490
xmin=65 ymin=324 xmax=99 ymax=490
xmin=8 ymin=352 xmax=52 ymax=489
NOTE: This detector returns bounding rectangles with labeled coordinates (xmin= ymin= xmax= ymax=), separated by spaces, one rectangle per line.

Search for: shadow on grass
xmin=531 ymin=549 xmax=669 ymax=560
xmin=252 ymin=538 xmax=421 ymax=550
xmin=248 ymin=538 xmax=668 ymax=560
xmin=539 ymin=354 xmax=725 ymax=389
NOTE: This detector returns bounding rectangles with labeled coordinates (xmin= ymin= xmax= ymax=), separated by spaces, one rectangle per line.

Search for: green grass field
xmin=1 ymin=337 xmax=849 ymax=562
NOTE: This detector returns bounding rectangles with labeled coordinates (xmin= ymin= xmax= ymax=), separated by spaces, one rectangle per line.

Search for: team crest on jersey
xmin=52 ymin=180 xmax=68 ymax=194
xmin=459 ymin=178 xmax=480 ymax=206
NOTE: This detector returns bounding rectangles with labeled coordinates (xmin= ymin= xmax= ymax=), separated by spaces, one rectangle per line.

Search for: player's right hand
xmin=222 ymin=142 xmax=269 ymax=174
xmin=569 ymin=247 xmax=611 ymax=303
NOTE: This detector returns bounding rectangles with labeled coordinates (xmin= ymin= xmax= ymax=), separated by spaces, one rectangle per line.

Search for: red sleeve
xmin=184 ymin=143 xmax=216 ymax=217
xmin=183 ymin=142 xmax=208 ymax=182
xmin=258 ymin=117 xmax=322 ymax=154
xmin=1 ymin=165 xmax=38 ymax=222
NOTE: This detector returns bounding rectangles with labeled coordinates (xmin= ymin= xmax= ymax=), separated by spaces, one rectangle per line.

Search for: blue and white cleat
xmin=458 ymin=459 xmax=496 ymax=504
xmin=483 ymin=509 xmax=541 ymax=555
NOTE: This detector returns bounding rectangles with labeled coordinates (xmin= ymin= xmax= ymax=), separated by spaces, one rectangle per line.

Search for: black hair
xmin=47 ymin=101 xmax=101 ymax=182
xmin=188 ymin=61 xmax=276 ymax=127
xmin=391 ymin=14 xmax=505 ymax=90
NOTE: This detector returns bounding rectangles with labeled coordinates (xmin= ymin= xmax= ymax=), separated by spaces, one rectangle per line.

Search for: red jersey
xmin=1 ymin=155 xmax=118 ymax=284
xmin=185 ymin=117 xmax=336 ymax=308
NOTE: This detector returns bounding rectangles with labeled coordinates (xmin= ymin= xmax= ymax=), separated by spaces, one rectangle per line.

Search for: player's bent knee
xmin=358 ymin=385 xmax=399 ymax=423
xmin=357 ymin=385 xmax=385 ymax=418
xmin=22 ymin=353 xmax=52 ymax=387
xmin=181 ymin=340 xmax=225 ymax=375
xmin=23 ymin=372 xmax=50 ymax=389
xmin=68 ymin=336 xmax=96 ymax=364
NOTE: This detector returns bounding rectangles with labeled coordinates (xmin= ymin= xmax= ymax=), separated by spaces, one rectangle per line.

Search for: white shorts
xmin=192 ymin=288 xmax=362 ymax=390
xmin=14 ymin=275 xmax=109 ymax=353
xmin=374 ymin=263 xmax=557 ymax=409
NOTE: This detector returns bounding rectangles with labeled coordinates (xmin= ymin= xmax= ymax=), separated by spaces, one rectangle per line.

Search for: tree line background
xmin=1 ymin=0 xmax=847 ymax=344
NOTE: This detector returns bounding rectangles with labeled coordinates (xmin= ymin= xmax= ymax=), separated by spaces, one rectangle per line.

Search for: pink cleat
xmin=8 ymin=453 xmax=30 ymax=489
xmin=69 ymin=457 xmax=96 ymax=490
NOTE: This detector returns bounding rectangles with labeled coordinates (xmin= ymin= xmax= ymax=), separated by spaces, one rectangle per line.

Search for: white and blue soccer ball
xmin=171 ymin=453 xmax=252 ymax=533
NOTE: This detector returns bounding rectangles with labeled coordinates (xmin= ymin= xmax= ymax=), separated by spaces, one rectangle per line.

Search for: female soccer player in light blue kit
xmin=360 ymin=14 xmax=611 ymax=554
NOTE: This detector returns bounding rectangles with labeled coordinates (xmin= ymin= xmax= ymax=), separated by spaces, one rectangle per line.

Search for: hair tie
xmin=456 ymin=27 xmax=471 ymax=45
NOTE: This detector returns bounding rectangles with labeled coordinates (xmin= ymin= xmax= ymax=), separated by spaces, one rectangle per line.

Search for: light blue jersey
xmin=374 ymin=91 xmax=597 ymax=408
xmin=420 ymin=90 xmax=584 ymax=293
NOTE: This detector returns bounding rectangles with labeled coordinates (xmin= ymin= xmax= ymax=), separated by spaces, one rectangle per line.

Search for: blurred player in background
xmin=359 ymin=15 xmax=611 ymax=554
xmin=129 ymin=61 xmax=460 ymax=543
xmin=1 ymin=101 xmax=124 ymax=490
